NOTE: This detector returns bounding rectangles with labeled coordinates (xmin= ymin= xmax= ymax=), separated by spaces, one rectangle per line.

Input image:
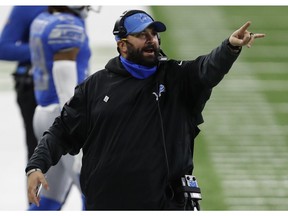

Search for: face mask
xmin=78 ymin=7 xmax=89 ymax=19
xmin=68 ymin=6 xmax=90 ymax=19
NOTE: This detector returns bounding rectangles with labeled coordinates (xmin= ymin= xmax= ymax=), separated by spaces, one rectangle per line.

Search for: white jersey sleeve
xmin=52 ymin=60 xmax=77 ymax=109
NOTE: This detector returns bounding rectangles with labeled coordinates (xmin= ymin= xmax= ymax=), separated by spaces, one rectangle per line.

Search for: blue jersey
xmin=0 ymin=6 xmax=47 ymax=63
xmin=29 ymin=12 xmax=91 ymax=106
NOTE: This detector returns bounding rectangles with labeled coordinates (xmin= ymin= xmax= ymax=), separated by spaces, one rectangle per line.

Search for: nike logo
xmin=178 ymin=61 xmax=183 ymax=66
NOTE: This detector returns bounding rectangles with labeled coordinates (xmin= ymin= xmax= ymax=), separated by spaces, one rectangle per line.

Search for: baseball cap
xmin=125 ymin=12 xmax=166 ymax=34
xmin=115 ymin=12 xmax=166 ymax=41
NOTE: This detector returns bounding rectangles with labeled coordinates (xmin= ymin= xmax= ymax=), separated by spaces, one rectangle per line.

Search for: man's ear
xmin=117 ymin=40 xmax=127 ymax=55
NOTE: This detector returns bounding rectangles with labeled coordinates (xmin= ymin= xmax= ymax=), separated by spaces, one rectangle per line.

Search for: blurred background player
xmin=0 ymin=6 xmax=47 ymax=161
xmin=28 ymin=6 xmax=92 ymax=210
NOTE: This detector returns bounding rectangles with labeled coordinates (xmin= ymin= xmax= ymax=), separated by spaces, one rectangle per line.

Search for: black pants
xmin=13 ymin=73 xmax=38 ymax=160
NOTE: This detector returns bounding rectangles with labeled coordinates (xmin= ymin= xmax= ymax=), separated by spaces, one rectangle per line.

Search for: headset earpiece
xmin=113 ymin=11 xmax=129 ymax=38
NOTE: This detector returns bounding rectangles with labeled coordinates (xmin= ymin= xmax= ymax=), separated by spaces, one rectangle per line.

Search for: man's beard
xmin=125 ymin=43 xmax=160 ymax=67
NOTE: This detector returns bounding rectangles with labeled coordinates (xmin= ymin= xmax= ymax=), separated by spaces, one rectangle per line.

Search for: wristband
xmin=26 ymin=168 xmax=42 ymax=177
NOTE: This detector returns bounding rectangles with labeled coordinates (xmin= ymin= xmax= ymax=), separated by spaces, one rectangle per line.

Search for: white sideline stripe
xmin=223 ymin=179 xmax=288 ymax=187
xmin=225 ymin=189 xmax=288 ymax=198
xmin=212 ymin=156 xmax=288 ymax=163
xmin=220 ymin=170 xmax=287 ymax=176
xmin=218 ymin=174 xmax=288 ymax=180
xmin=228 ymin=205 xmax=288 ymax=210
xmin=236 ymin=62 xmax=288 ymax=74
xmin=203 ymin=128 xmax=288 ymax=135
xmin=206 ymin=106 xmax=288 ymax=111
xmin=218 ymin=80 xmax=288 ymax=91
xmin=226 ymin=197 xmax=288 ymax=206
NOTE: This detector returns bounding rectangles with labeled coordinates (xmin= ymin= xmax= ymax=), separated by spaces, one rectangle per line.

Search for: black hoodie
xmin=26 ymin=38 xmax=240 ymax=209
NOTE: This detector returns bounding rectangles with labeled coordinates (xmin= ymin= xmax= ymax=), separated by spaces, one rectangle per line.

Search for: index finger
xmin=238 ymin=21 xmax=252 ymax=34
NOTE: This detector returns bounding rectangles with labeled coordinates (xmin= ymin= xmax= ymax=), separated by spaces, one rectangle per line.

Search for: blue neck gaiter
xmin=120 ymin=56 xmax=157 ymax=79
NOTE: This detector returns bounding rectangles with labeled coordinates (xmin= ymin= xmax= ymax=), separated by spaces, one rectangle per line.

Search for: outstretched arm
xmin=190 ymin=21 xmax=265 ymax=88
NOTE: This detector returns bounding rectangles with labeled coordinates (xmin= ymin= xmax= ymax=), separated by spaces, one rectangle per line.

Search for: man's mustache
xmin=142 ymin=44 xmax=157 ymax=52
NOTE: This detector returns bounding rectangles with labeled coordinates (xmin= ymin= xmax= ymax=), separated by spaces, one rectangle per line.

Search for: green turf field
xmin=151 ymin=6 xmax=288 ymax=210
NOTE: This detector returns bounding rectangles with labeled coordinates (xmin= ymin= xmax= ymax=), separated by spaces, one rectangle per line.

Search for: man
xmin=0 ymin=6 xmax=47 ymax=161
xmin=26 ymin=9 xmax=265 ymax=210
xmin=27 ymin=6 xmax=91 ymax=210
